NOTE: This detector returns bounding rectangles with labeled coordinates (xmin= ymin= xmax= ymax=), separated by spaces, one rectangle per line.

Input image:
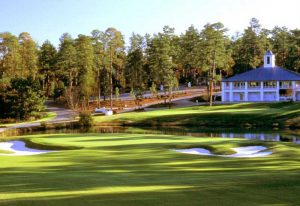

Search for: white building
xmin=222 ymin=51 xmax=300 ymax=102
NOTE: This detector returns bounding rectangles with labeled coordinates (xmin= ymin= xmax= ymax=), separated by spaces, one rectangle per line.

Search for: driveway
xmin=44 ymin=100 xmax=77 ymax=122
xmin=0 ymin=100 xmax=77 ymax=135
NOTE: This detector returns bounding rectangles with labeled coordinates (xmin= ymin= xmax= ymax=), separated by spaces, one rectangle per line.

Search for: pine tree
xmin=271 ymin=27 xmax=290 ymax=67
xmin=75 ymin=34 xmax=95 ymax=110
xmin=148 ymin=26 xmax=177 ymax=105
xmin=0 ymin=32 xmax=22 ymax=86
xmin=91 ymin=29 xmax=105 ymax=108
xmin=38 ymin=40 xmax=57 ymax=97
xmin=57 ymin=33 xmax=78 ymax=109
xmin=232 ymin=18 xmax=270 ymax=74
xmin=103 ymin=28 xmax=125 ymax=110
xmin=18 ymin=32 xmax=39 ymax=79
xmin=125 ymin=33 xmax=147 ymax=94
xmin=198 ymin=22 xmax=233 ymax=106
xmin=178 ymin=25 xmax=201 ymax=83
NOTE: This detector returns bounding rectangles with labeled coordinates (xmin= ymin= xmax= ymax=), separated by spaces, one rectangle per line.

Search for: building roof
xmin=265 ymin=50 xmax=273 ymax=55
xmin=222 ymin=66 xmax=300 ymax=82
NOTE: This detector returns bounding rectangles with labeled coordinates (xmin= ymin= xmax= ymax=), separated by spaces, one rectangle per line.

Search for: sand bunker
xmin=174 ymin=146 xmax=272 ymax=158
xmin=0 ymin=141 xmax=55 ymax=156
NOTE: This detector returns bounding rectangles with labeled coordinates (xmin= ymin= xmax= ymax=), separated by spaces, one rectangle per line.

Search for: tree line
xmin=1 ymin=18 xmax=300 ymax=119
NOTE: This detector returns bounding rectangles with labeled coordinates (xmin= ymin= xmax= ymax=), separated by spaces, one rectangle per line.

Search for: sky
xmin=1 ymin=0 xmax=300 ymax=47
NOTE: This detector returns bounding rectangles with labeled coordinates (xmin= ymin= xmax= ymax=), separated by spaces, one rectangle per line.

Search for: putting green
xmin=94 ymin=102 xmax=300 ymax=128
xmin=0 ymin=133 xmax=300 ymax=206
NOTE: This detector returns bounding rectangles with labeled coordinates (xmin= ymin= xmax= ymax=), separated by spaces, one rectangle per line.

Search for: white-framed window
xmin=248 ymin=82 xmax=260 ymax=88
xmin=263 ymin=81 xmax=276 ymax=88
xmin=226 ymin=82 xmax=230 ymax=88
xmin=280 ymin=81 xmax=292 ymax=88
xmin=233 ymin=82 xmax=245 ymax=88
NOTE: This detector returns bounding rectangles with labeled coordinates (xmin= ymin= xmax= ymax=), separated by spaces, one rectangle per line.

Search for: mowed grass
xmin=0 ymin=133 xmax=300 ymax=205
xmin=94 ymin=102 xmax=300 ymax=128
xmin=0 ymin=112 xmax=56 ymax=127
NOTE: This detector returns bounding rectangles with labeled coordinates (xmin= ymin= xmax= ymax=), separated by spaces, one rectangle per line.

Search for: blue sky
xmin=1 ymin=0 xmax=300 ymax=47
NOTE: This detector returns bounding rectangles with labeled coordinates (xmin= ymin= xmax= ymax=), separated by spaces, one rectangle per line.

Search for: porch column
xmin=229 ymin=82 xmax=233 ymax=102
xmin=221 ymin=82 xmax=226 ymax=102
xmin=292 ymin=81 xmax=296 ymax=101
xmin=245 ymin=82 xmax=248 ymax=101
xmin=260 ymin=82 xmax=264 ymax=101
xmin=276 ymin=81 xmax=280 ymax=101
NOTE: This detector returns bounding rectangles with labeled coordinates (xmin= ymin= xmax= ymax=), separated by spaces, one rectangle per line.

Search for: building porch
xmin=222 ymin=81 xmax=300 ymax=102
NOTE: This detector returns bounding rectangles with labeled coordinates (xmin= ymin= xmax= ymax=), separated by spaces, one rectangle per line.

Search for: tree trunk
xmin=109 ymin=46 xmax=113 ymax=111
xmin=168 ymin=84 xmax=172 ymax=109
xmin=209 ymin=77 xmax=213 ymax=106
xmin=219 ymin=73 xmax=222 ymax=91
xmin=97 ymin=69 xmax=101 ymax=108
xmin=209 ymin=49 xmax=217 ymax=107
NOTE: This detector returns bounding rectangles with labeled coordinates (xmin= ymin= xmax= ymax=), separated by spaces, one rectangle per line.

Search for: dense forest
xmin=1 ymin=18 xmax=300 ymax=119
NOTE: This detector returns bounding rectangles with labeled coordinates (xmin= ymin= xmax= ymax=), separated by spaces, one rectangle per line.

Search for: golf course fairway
xmin=0 ymin=133 xmax=299 ymax=206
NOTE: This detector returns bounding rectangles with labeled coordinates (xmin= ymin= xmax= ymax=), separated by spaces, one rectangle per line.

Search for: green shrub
xmin=78 ymin=112 xmax=94 ymax=127
xmin=150 ymin=82 xmax=157 ymax=98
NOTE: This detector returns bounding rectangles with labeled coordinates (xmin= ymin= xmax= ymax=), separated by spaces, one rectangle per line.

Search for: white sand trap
xmin=174 ymin=146 xmax=272 ymax=158
xmin=0 ymin=141 xmax=55 ymax=156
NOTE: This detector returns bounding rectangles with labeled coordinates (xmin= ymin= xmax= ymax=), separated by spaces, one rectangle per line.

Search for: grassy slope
xmin=0 ymin=133 xmax=299 ymax=206
xmin=0 ymin=149 xmax=13 ymax=154
xmin=0 ymin=112 xmax=56 ymax=127
xmin=94 ymin=102 xmax=300 ymax=128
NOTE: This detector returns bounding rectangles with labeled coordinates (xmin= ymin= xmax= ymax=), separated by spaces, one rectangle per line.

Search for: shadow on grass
xmin=0 ymin=134 xmax=300 ymax=206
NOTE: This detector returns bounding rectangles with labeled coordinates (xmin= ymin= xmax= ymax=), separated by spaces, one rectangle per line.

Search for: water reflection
xmin=11 ymin=126 xmax=300 ymax=144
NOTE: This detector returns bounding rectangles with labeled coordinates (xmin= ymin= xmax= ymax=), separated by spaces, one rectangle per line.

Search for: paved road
xmin=44 ymin=100 xmax=76 ymax=122
xmin=122 ymin=88 xmax=208 ymax=112
xmin=0 ymin=100 xmax=76 ymax=135
xmin=91 ymin=86 xmax=207 ymax=101
xmin=0 ymin=87 xmax=211 ymax=134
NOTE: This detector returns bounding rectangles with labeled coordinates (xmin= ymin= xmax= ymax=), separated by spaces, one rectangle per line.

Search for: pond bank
xmin=93 ymin=102 xmax=300 ymax=129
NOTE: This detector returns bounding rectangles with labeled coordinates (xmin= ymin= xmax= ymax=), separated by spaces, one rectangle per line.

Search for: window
xmin=264 ymin=81 xmax=276 ymax=88
xmin=267 ymin=56 xmax=270 ymax=64
xmin=280 ymin=81 xmax=292 ymax=88
xmin=248 ymin=82 xmax=260 ymax=88
xmin=233 ymin=82 xmax=245 ymax=88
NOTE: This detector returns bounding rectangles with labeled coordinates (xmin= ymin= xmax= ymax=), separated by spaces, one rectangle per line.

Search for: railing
xmin=263 ymin=85 xmax=276 ymax=89
xmin=280 ymin=85 xmax=292 ymax=89
xmin=248 ymin=86 xmax=260 ymax=89
xmin=233 ymin=86 xmax=245 ymax=89
xmin=280 ymin=96 xmax=292 ymax=101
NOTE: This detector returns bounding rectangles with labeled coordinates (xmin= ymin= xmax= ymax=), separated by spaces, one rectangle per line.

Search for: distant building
xmin=222 ymin=51 xmax=300 ymax=102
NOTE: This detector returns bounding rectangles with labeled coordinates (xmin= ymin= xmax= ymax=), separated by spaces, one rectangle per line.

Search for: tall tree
xmin=270 ymin=27 xmax=290 ymax=67
xmin=38 ymin=40 xmax=57 ymax=97
xmin=148 ymin=26 xmax=177 ymax=105
xmin=91 ymin=29 xmax=105 ymax=108
xmin=125 ymin=33 xmax=147 ymax=94
xmin=75 ymin=34 xmax=95 ymax=110
xmin=198 ymin=22 xmax=233 ymax=106
xmin=57 ymin=33 xmax=78 ymax=109
xmin=0 ymin=32 xmax=22 ymax=86
xmin=103 ymin=27 xmax=125 ymax=110
xmin=178 ymin=25 xmax=201 ymax=83
xmin=18 ymin=32 xmax=38 ymax=79
xmin=232 ymin=18 xmax=269 ymax=74
xmin=285 ymin=29 xmax=300 ymax=72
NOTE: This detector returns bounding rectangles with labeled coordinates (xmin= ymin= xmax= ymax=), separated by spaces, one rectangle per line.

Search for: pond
xmin=10 ymin=125 xmax=300 ymax=144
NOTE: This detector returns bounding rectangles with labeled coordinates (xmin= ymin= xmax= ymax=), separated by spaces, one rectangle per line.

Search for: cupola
xmin=264 ymin=50 xmax=275 ymax=68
